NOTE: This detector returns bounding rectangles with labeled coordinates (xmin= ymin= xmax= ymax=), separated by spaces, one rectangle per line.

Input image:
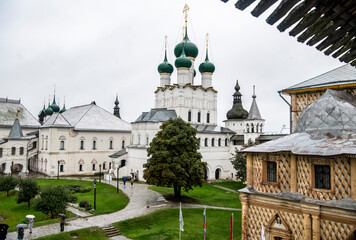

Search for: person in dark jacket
xmin=0 ymin=224 xmax=9 ymax=240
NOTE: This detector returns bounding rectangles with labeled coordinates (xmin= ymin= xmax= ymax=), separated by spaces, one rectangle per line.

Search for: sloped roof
xmin=280 ymin=64 xmax=356 ymax=93
xmin=43 ymin=103 xmax=131 ymax=132
xmin=0 ymin=98 xmax=40 ymax=129
xmin=243 ymin=90 xmax=356 ymax=156
xmin=42 ymin=113 xmax=71 ymax=128
xmin=247 ymin=98 xmax=262 ymax=120
xmin=191 ymin=124 xmax=235 ymax=134
xmin=8 ymin=118 xmax=24 ymax=139
xmin=134 ymin=108 xmax=177 ymax=123
xmin=220 ymin=0 xmax=356 ymax=66
xmin=109 ymin=148 xmax=127 ymax=158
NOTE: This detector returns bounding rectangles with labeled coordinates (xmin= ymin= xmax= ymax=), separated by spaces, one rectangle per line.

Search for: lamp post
xmin=117 ymin=165 xmax=120 ymax=193
xmin=99 ymin=164 xmax=101 ymax=183
xmin=93 ymin=179 xmax=97 ymax=210
xmin=57 ymin=160 xmax=60 ymax=179
xmin=11 ymin=161 xmax=14 ymax=176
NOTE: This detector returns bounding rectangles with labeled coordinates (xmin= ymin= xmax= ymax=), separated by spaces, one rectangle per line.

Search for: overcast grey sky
xmin=0 ymin=0 xmax=343 ymax=133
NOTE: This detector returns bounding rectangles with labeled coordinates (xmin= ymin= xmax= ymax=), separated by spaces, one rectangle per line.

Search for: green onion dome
xmin=59 ymin=104 xmax=66 ymax=113
xmin=199 ymin=50 xmax=215 ymax=73
xmin=158 ymin=50 xmax=174 ymax=74
xmin=50 ymin=96 xmax=60 ymax=113
xmin=44 ymin=105 xmax=53 ymax=116
xmin=174 ymin=28 xmax=198 ymax=59
xmin=175 ymin=47 xmax=192 ymax=69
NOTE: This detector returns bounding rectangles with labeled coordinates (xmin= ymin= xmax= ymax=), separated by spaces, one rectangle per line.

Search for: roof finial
xmin=64 ymin=96 xmax=66 ymax=104
xmin=182 ymin=26 xmax=184 ymax=41
xmin=164 ymin=35 xmax=167 ymax=51
xmin=253 ymin=85 xmax=256 ymax=98
xmin=206 ymin=33 xmax=209 ymax=49
xmin=183 ymin=4 xmax=189 ymax=28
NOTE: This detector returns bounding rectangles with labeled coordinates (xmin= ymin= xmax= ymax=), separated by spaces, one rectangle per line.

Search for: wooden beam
xmin=324 ymin=31 xmax=354 ymax=55
xmin=316 ymin=27 xmax=348 ymax=51
xmin=339 ymin=48 xmax=356 ymax=63
xmin=277 ymin=0 xmax=318 ymax=32
xmin=266 ymin=0 xmax=301 ymax=25
xmin=251 ymin=0 xmax=278 ymax=17
xmin=332 ymin=38 xmax=354 ymax=58
xmin=307 ymin=18 xmax=345 ymax=46
xmin=235 ymin=0 xmax=257 ymax=10
xmin=288 ymin=8 xmax=322 ymax=36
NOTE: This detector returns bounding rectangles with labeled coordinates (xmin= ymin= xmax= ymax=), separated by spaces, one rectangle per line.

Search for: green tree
xmin=34 ymin=185 xmax=71 ymax=218
xmin=143 ymin=118 xmax=205 ymax=199
xmin=17 ymin=179 xmax=40 ymax=207
xmin=0 ymin=176 xmax=19 ymax=197
xmin=231 ymin=139 xmax=256 ymax=183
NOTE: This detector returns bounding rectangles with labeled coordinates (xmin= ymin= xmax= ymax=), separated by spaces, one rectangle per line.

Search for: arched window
xmin=41 ymin=135 xmax=44 ymax=150
xmin=92 ymin=140 xmax=96 ymax=150
xmin=198 ymin=138 xmax=201 ymax=146
xmin=260 ymin=124 xmax=263 ymax=133
xmin=198 ymin=111 xmax=201 ymax=123
xmin=256 ymin=123 xmax=259 ymax=133
xmin=19 ymin=147 xmax=24 ymax=155
xmin=207 ymin=112 xmax=210 ymax=123
xmin=251 ymin=123 xmax=254 ymax=133
xmin=188 ymin=110 xmax=192 ymax=122
xmin=92 ymin=164 xmax=96 ymax=171
xmin=246 ymin=124 xmax=250 ymax=133
xmin=103 ymin=162 xmax=106 ymax=170
xmin=79 ymin=164 xmax=83 ymax=171
xmin=109 ymin=140 xmax=113 ymax=149
xmin=146 ymin=136 xmax=149 ymax=145
xmin=225 ymin=138 xmax=228 ymax=146
xmin=122 ymin=140 xmax=125 ymax=149
xmin=138 ymin=135 xmax=141 ymax=145
xmin=0 ymin=148 xmax=2 ymax=158
xmin=211 ymin=138 xmax=215 ymax=146
xmin=205 ymin=138 xmax=208 ymax=147
xmin=218 ymin=138 xmax=221 ymax=146
xmin=60 ymin=141 xmax=65 ymax=150
xmin=11 ymin=147 xmax=16 ymax=155
xmin=80 ymin=140 xmax=84 ymax=150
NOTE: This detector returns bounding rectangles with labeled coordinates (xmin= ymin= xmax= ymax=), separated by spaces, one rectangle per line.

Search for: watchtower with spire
xmin=114 ymin=94 xmax=121 ymax=118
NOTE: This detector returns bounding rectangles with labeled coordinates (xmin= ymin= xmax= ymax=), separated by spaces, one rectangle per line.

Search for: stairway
xmin=102 ymin=224 xmax=121 ymax=238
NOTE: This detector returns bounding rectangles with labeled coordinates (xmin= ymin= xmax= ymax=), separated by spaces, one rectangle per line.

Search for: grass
xmin=0 ymin=179 xmax=129 ymax=232
xmin=35 ymin=226 xmax=109 ymax=240
xmin=115 ymin=208 xmax=241 ymax=240
xmin=212 ymin=180 xmax=246 ymax=191
xmin=35 ymin=179 xmax=129 ymax=215
xmin=149 ymin=183 xmax=241 ymax=209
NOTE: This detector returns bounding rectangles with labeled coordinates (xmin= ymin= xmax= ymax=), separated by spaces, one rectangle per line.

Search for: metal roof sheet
xmin=0 ymin=99 xmax=40 ymax=128
xmin=191 ymin=124 xmax=235 ymax=134
xmin=280 ymin=64 xmax=356 ymax=93
xmin=247 ymin=98 xmax=262 ymax=120
xmin=8 ymin=118 xmax=24 ymax=139
xmin=134 ymin=108 xmax=177 ymax=123
xmin=109 ymin=148 xmax=127 ymax=158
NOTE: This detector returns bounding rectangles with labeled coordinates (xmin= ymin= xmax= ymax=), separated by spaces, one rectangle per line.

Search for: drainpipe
xmin=278 ymin=92 xmax=292 ymax=134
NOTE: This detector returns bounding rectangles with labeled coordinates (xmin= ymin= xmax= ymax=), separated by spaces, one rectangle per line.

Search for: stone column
xmin=246 ymin=153 xmax=253 ymax=187
xmin=240 ymin=193 xmax=249 ymax=240
xmin=303 ymin=213 xmax=311 ymax=240
xmin=351 ymin=157 xmax=356 ymax=200
xmin=312 ymin=215 xmax=320 ymax=240
xmin=290 ymin=154 xmax=297 ymax=192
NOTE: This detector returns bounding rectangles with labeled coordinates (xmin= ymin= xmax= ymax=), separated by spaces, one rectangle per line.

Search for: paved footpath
xmin=6 ymin=179 xmax=240 ymax=240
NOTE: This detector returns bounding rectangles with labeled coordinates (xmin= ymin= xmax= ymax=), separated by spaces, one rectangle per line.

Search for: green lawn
xmin=35 ymin=226 xmax=109 ymax=240
xmin=212 ymin=180 xmax=246 ymax=191
xmin=115 ymin=208 xmax=241 ymax=240
xmin=149 ymin=183 xmax=241 ymax=209
xmin=0 ymin=179 xmax=129 ymax=232
xmin=35 ymin=179 xmax=129 ymax=215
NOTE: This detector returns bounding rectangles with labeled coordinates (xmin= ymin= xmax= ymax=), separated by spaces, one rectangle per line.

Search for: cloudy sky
xmin=0 ymin=0 xmax=343 ymax=133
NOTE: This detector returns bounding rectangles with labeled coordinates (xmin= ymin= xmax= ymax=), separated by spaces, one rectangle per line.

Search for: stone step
xmin=102 ymin=225 xmax=121 ymax=237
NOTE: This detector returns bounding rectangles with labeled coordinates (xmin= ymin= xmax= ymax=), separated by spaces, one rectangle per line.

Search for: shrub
xmin=79 ymin=200 xmax=92 ymax=211
xmin=79 ymin=186 xmax=91 ymax=193
xmin=68 ymin=195 xmax=78 ymax=203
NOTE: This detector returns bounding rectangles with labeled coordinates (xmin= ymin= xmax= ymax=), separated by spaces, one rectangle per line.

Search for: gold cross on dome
xmin=165 ymin=35 xmax=167 ymax=50
xmin=183 ymin=4 xmax=189 ymax=27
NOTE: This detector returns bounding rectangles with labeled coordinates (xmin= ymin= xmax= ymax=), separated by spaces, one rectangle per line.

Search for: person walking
xmin=17 ymin=227 xmax=24 ymax=240
xmin=28 ymin=218 xmax=34 ymax=234
xmin=59 ymin=215 xmax=66 ymax=232
xmin=123 ymin=177 xmax=126 ymax=186
xmin=130 ymin=177 xmax=134 ymax=187
xmin=0 ymin=224 xmax=9 ymax=240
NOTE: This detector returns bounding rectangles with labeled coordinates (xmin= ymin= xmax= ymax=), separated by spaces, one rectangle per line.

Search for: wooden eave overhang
xmin=220 ymin=0 xmax=356 ymax=66
xmin=280 ymin=82 xmax=356 ymax=94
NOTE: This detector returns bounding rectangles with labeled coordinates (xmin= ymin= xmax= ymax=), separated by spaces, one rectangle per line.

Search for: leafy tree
xmin=143 ymin=118 xmax=205 ymax=199
xmin=34 ymin=185 xmax=71 ymax=218
xmin=17 ymin=179 xmax=40 ymax=207
xmin=0 ymin=176 xmax=19 ymax=197
xmin=231 ymin=139 xmax=256 ymax=183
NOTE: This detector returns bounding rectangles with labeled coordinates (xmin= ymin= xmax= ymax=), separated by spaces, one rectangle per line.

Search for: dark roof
xmin=8 ymin=118 xmax=24 ymax=139
xmin=220 ymin=0 xmax=356 ymax=66
xmin=280 ymin=64 xmax=356 ymax=93
xmin=247 ymin=97 xmax=262 ymax=120
xmin=134 ymin=108 xmax=177 ymax=123
xmin=231 ymin=135 xmax=244 ymax=141
xmin=191 ymin=124 xmax=235 ymax=134
xmin=109 ymin=148 xmax=127 ymax=158
xmin=243 ymin=90 xmax=356 ymax=156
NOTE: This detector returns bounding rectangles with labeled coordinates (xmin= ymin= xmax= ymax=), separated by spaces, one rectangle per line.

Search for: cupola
xmin=174 ymin=46 xmax=192 ymax=69
xmin=200 ymin=33 xmax=215 ymax=88
xmin=44 ymin=99 xmax=54 ymax=116
xmin=226 ymin=81 xmax=248 ymax=119
xmin=50 ymin=90 xmax=60 ymax=113
xmin=158 ymin=36 xmax=174 ymax=75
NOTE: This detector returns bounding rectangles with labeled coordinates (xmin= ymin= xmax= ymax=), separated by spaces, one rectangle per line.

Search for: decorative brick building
xmin=240 ymin=89 xmax=356 ymax=239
